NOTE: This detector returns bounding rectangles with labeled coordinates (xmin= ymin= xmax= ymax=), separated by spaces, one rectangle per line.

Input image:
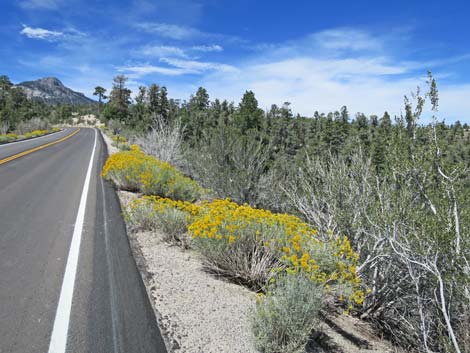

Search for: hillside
xmin=16 ymin=77 xmax=96 ymax=106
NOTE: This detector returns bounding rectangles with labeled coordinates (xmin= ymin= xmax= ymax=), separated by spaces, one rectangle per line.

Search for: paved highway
xmin=0 ymin=128 xmax=167 ymax=353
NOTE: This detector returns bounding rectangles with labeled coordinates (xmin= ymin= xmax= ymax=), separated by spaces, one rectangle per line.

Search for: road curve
xmin=0 ymin=128 xmax=167 ymax=353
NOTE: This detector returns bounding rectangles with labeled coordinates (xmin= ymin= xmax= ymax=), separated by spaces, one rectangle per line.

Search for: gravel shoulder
xmin=127 ymin=227 xmax=258 ymax=353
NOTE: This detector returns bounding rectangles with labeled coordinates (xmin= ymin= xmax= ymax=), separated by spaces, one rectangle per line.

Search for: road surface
xmin=0 ymin=128 xmax=167 ymax=353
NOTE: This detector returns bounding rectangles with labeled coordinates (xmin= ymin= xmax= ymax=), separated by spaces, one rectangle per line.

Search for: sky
xmin=1 ymin=0 xmax=469 ymax=123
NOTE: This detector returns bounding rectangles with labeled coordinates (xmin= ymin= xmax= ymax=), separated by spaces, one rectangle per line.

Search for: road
xmin=0 ymin=128 xmax=167 ymax=353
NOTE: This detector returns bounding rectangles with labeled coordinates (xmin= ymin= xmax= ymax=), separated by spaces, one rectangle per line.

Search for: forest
xmin=1 ymin=72 xmax=469 ymax=352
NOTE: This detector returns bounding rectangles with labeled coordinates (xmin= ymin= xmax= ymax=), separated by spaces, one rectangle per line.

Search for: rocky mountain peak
xmin=16 ymin=77 xmax=96 ymax=106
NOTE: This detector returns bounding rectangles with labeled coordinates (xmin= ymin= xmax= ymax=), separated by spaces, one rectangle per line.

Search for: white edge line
xmin=47 ymin=128 xmax=98 ymax=353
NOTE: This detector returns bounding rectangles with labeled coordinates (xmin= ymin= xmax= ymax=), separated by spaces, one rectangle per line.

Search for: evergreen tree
xmin=235 ymin=90 xmax=264 ymax=133
xmin=93 ymin=86 xmax=107 ymax=115
xmin=105 ymin=75 xmax=132 ymax=125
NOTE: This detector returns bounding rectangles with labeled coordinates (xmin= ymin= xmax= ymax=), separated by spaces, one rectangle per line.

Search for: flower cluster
xmin=187 ymin=199 xmax=363 ymax=304
xmin=101 ymin=146 xmax=202 ymax=201
xmin=129 ymin=195 xmax=202 ymax=219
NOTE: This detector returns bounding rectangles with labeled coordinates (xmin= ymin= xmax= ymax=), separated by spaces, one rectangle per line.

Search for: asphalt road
xmin=0 ymin=128 xmax=167 ymax=353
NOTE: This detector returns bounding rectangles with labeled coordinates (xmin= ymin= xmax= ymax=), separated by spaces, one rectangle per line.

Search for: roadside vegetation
xmin=99 ymin=72 xmax=469 ymax=353
xmin=0 ymin=115 xmax=61 ymax=144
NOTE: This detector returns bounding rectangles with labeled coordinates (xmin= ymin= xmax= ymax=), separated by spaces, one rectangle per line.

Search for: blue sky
xmin=1 ymin=0 xmax=469 ymax=122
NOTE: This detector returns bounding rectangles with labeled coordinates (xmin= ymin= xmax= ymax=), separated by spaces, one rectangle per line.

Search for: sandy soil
xmin=128 ymin=229 xmax=258 ymax=353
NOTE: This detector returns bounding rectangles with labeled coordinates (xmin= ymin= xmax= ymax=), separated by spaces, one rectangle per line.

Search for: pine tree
xmin=93 ymin=86 xmax=107 ymax=115
xmin=105 ymin=75 xmax=132 ymax=124
xmin=235 ymin=90 xmax=264 ymax=133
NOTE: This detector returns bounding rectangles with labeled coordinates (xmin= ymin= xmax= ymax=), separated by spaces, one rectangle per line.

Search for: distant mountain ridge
xmin=16 ymin=77 xmax=96 ymax=105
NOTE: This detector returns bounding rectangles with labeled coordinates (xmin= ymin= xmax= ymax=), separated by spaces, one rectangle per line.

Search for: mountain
xmin=16 ymin=77 xmax=96 ymax=105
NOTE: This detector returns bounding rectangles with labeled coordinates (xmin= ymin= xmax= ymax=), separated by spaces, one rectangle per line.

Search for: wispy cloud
xmin=138 ymin=45 xmax=187 ymax=58
xmin=118 ymin=64 xmax=188 ymax=78
xmin=20 ymin=25 xmax=63 ymax=40
xmin=19 ymin=0 xmax=61 ymax=10
xmin=310 ymin=28 xmax=383 ymax=52
xmin=20 ymin=24 xmax=86 ymax=41
xmin=160 ymin=58 xmax=237 ymax=74
xmin=192 ymin=44 xmax=223 ymax=52
xmin=135 ymin=22 xmax=201 ymax=40
xmin=118 ymin=57 xmax=238 ymax=79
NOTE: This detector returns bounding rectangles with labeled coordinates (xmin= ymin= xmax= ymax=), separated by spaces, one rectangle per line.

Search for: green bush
xmin=126 ymin=196 xmax=191 ymax=246
xmin=251 ymin=275 xmax=324 ymax=353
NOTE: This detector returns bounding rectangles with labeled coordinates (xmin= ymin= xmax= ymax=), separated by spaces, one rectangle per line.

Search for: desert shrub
xmin=189 ymin=199 xmax=363 ymax=299
xmin=126 ymin=196 xmax=198 ymax=245
xmin=111 ymin=135 xmax=128 ymax=149
xmin=23 ymin=129 xmax=48 ymax=139
xmin=133 ymin=118 xmax=184 ymax=168
xmin=185 ymin=128 xmax=271 ymax=205
xmin=15 ymin=118 xmax=48 ymax=134
xmin=101 ymin=147 xmax=202 ymax=201
xmin=0 ymin=133 xmax=19 ymax=142
xmin=251 ymin=275 xmax=324 ymax=353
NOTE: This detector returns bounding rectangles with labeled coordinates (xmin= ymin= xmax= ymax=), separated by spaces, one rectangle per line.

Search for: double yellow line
xmin=0 ymin=128 xmax=80 ymax=165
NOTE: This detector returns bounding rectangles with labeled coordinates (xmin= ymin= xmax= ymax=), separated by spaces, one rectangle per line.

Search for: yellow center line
xmin=0 ymin=128 xmax=81 ymax=165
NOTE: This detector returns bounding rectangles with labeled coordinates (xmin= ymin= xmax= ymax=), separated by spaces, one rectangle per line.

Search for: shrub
xmin=101 ymin=146 xmax=202 ymax=201
xmin=111 ymin=135 xmax=128 ymax=149
xmin=189 ymin=199 xmax=363 ymax=299
xmin=126 ymin=196 xmax=200 ymax=246
xmin=15 ymin=118 xmax=48 ymax=135
xmin=0 ymin=133 xmax=18 ymax=142
xmin=133 ymin=118 xmax=184 ymax=168
xmin=185 ymin=129 xmax=271 ymax=205
xmin=250 ymin=275 xmax=324 ymax=353
xmin=24 ymin=130 xmax=48 ymax=139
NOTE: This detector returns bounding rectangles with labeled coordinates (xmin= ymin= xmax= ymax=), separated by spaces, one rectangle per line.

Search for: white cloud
xmin=160 ymin=58 xmax=237 ymax=74
xmin=192 ymin=44 xmax=223 ymax=52
xmin=20 ymin=24 xmax=86 ymax=42
xmin=310 ymin=28 xmax=382 ymax=52
xmin=20 ymin=25 xmax=63 ymax=40
xmin=136 ymin=22 xmax=201 ymax=40
xmin=19 ymin=0 xmax=60 ymax=9
xmin=138 ymin=45 xmax=187 ymax=58
xmin=117 ymin=64 xmax=188 ymax=78
xmin=118 ymin=57 xmax=238 ymax=79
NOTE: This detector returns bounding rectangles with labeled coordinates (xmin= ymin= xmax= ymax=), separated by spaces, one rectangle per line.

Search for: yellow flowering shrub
xmin=24 ymin=130 xmax=48 ymax=138
xmin=0 ymin=133 xmax=19 ymax=142
xmin=188 ymin=199 xmax=363 ymax=303
xmin=101 ymin=147 xmax=202 ymax=201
